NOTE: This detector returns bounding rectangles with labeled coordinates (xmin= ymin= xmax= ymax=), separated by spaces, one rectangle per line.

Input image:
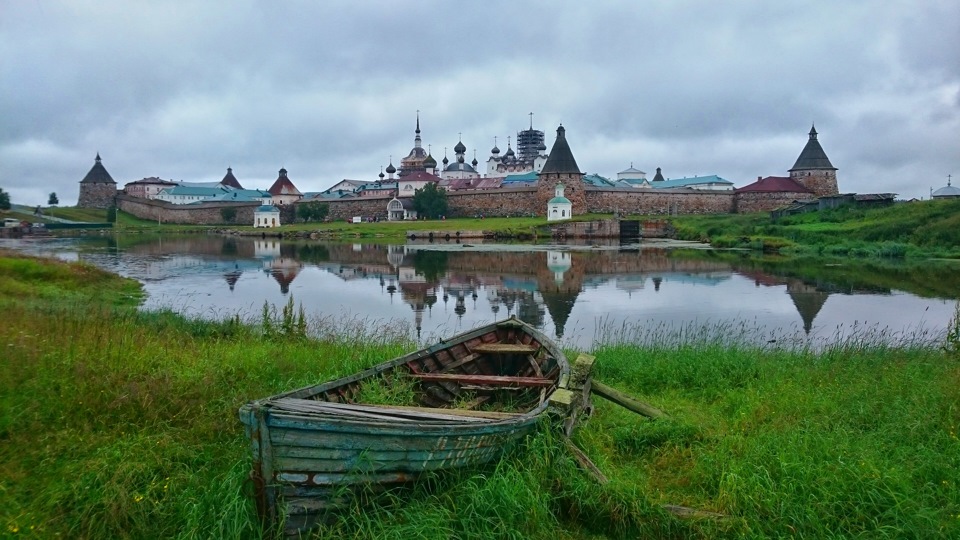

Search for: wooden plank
xmin=563 ymin=437 xmax=608 ymax=484
xmin=362 ymin=403 xmax=521 ymax=420
xmin=460 ymin=395 xmax=492 ymax=410
xmin=526 ymin=354 xmax=543 ymax=377
xmin=409 ymin=373 xmax=555 ymax=387
xmin=471 ymin=343 xmax=539 ymax=354
xmin=274 ymin=446 xmax=503 ymax=474
xmin=438 ymin=352 xmax=482 ymax=373
xmin=284 ymin=398 xmax=520 ymax=421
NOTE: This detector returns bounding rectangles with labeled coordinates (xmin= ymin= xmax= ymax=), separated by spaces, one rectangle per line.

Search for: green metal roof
xmin=652 ymin=175 xmax=733 ymax=189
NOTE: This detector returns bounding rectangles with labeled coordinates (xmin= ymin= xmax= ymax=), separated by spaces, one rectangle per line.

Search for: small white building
xmin=387 ymin=197 xmax=417 ymax=221
xmin=254 ymin=204 xmax=281 ymax=228
xmin=932 ymin=176 xmax=960 ymax=199
xmin=617 ymin=164 xmax=647 ymax=181
xmin=547 ymin=182 xmax=572 ymax=222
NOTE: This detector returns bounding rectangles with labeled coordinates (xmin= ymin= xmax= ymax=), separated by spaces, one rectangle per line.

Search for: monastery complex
xmin=80 ymin=114 xmax=873 ymax=227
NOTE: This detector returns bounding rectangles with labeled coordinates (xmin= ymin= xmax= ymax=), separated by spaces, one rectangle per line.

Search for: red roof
xmin=268 ymin=169 xmax=302 ymax=196
xmin=736 ymin=176 xmax=813 ymax=194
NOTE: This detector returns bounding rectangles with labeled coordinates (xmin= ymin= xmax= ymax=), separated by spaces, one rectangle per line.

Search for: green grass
xmin=669 ymin=198 xmax=960 ymax=258
xmin=2 ymin=253 xmax=959 ymax=538
xmin=42 ymin=206 xmax=109 ymax=222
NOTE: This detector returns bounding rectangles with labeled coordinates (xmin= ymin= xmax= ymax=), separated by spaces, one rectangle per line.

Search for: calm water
xmin=3 ymin=235 xmax=958 ymax=349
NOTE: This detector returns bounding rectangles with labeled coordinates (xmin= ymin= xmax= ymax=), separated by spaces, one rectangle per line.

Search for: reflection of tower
xmin=487 ymin=288 xmax=501 ymax=316
xmin=653 ymin=277 xmax=663 ymax=292
xmin=386 ymin=279 xmax=397 ymax=303
xmin=267 ymin=255 xmax=303 ymax=295
xmin=786 ymin=280 xmax=830 ymax=334
xmin=254 ymin=239 xmax=282 ymax=258
xmin=224 ymin=269 xmax=242 ymax=292
xmin=546 ymin=251 xmax=572 ymax=284
xmin=387 ymin=245 xmax=405 ymax=268
xmin=454 ymin=292 xmax=466 ymax=319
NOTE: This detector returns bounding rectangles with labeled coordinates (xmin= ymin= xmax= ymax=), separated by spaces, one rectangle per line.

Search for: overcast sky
xmin=2 ymin=1 xmax=958 ymax=206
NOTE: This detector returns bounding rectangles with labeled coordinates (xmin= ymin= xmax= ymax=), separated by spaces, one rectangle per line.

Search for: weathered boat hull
xmin=239 ymin=317 xmax=567 ymax=535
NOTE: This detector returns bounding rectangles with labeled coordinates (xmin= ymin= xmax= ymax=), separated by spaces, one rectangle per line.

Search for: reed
xmin=2 ymin=252 xmax=958 ymax=538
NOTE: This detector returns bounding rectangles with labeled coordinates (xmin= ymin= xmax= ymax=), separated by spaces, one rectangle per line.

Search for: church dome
xmin=442 ymin=155 xmax=449 ymax=165
xmin=471 ymin=157 xmax=479 ymax=167
xmin=538 ymin=141 xmax=547 ymax=152
xmin=491 ymin=144 xmax=500 ymax=155
xmin=454 ymin=140 xmax=467 ymax=154
xmin=385 ymin=162 xmax=396 ymax=174
xmin=424 ymin=154 xmax=437 ymax=168
xmin=505 ymin=146 xmax=515 ymax=157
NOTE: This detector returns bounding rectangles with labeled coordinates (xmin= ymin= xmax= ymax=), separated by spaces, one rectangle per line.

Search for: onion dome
xmin=378 ymin=167 xmax=385 ymax=180
xmin=471 ymin=157 xmax=479 ymax=167
xmin=457 ymin=154 xmax=465 ymax=163
xmin=442 ymin=155 xmax=449 ymax=165
xmin=454 ymin=140 xmax=467 ymax=154
xmin=424 ymin=154 xmax=437 ymax=168
xmin=385 ymin=162 xmax=396 ymax=174
xmin=505 ymin=146 xmax=515 ymax=157
xmin=491 ymin=144 xmax=500 ymax=155
xmin=538 ymin=141 xmax=548 ymax=152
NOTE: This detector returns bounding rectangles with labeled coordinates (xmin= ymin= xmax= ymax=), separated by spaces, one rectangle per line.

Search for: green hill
xmin=670 ymin=198 xmax=960 ymax=258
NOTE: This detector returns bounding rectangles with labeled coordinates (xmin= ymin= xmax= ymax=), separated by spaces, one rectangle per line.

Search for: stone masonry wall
xmin=445 ymin=188 xmax=540 ymax=217
xmin=122 ymin=184 xmax=793 ymax=225
xmin=586 ymin=188 xmax=735 ymax=215
xmin=734 ymin=191 xmax=816 ymax=213
xmin=324 ymin=196 xmax=394 ymax=221
xmin=117 ymin=195 xmax=261 ymax=225
xmin=792 ymin=170 xmax=838 ymax=197
xmin=324 ymin=189 xmax=543 ymax=221
xmin=78 ymin=184 xmax=118 ymax=209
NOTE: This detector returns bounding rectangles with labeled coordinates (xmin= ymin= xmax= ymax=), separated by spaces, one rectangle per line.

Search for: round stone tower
xmin=78 ymin=153 xmax=118 ymax=208
xmin=789 ymin=125 xmax=838 ymax=197
xmin=537 ymin=124 xmax=585 ymax=215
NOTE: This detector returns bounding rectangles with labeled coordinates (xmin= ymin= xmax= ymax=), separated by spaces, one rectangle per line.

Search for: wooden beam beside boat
xmin=410 ymin=373 xmax=555 ymax=387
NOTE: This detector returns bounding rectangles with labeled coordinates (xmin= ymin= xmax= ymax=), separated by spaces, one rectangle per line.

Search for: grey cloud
xmin=1 ymin=1 xmax=958 ymax=205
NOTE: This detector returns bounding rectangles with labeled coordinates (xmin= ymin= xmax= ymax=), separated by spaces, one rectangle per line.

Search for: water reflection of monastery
xmin=115 ymin=236 xmax=887 ymax=337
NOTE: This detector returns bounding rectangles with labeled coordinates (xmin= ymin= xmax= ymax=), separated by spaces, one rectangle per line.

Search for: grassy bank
xmin=670 ymin=198 xmax=960 ymax=258
xmin=1 ymin=252 xmax=958 ymax=538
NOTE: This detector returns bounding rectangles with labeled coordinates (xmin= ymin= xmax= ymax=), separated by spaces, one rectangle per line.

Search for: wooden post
xmin=591 ymin=380 xmax=668 ymax=420
xmin=548 ymin=354 xmax=595 ymax=436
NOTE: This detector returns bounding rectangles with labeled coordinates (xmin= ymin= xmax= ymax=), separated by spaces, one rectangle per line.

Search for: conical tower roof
xmin=80 ymin=153 xmax=116 ymax=184
xmin=790 ymin=125 xmax=836 ymax=171
xmin=220 ymin=167 xmax=243 ymax=189
xmin=540 ymin=125 xmax=581 ymax=174
xmin=268 ymin=168 xmax=302 ymax=196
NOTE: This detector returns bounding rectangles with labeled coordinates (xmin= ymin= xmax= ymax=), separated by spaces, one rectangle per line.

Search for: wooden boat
xmin=239 ymin=316 xmax=568 ymax=535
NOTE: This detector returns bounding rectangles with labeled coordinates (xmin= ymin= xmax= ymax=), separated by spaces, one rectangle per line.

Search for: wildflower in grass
xmin=134 ymin=494 xmax=144 ymax=503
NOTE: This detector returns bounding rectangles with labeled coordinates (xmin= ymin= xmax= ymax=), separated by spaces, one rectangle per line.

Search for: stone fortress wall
xmin=324 ymin=186 xmax=738 ymax=222
xmin=116 ymin=194 xmax=295 ymax=225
